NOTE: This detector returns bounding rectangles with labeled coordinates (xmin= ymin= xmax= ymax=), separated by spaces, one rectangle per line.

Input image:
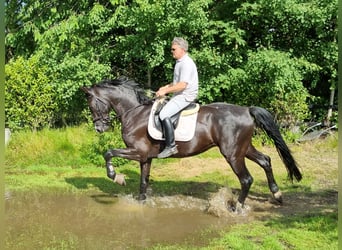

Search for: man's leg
xmin=157 ymin=117 xmax=178 ymax=158
xmin=158 ymin=96 xmax=189 ymax=158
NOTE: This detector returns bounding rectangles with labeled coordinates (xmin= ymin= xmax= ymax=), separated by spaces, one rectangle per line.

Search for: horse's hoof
xmin=113 ymin=174 xmax=126 ymax=186
xmin=235 ymin=202 xmax=244 ymax=214
xmin=228 ymin=201 xmax=250 ymax=215
xmin=227 ymin=200 xmax=236 ymax=212
xmin=227 ymin=201 xmax=244 ymax=214
xmin=273 ymin=191 xmax=283 ymax=204
xmin=138 ymin=193 xmax=147 ymax=200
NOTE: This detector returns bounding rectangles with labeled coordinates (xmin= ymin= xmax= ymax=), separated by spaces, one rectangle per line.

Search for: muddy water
xmin=5 ymin=190 xmax=246 ymax=249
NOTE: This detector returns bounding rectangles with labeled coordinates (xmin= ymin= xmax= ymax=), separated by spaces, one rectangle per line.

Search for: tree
xmin=6 ymin=1 xmax=115 ymax=125
xmin=5 ymin=0 xmax=337 ymax=129
xmin=107 ymin=0 xmax=213 ymax=88
xmin=233 ymin=0 xmax=337 ymax=120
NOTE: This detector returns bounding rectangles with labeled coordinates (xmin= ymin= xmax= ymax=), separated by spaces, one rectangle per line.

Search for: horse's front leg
xmin=104 ymin=148 xmax=142 ymax=185
xmin=138 ymin=159 xmax=152 ymax=200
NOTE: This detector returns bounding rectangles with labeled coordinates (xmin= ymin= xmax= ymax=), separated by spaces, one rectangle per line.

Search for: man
xmin=155 ymin=37 xmax=199 ymax=158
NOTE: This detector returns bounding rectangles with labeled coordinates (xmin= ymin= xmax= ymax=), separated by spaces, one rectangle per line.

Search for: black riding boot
xmin=158 ymin=117 xmax=178 ymax=158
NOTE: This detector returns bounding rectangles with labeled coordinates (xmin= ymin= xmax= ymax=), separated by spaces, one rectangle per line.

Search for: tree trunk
xmin=324 ymin=88 xmax=335 ymax=126
xmin=146 ymin=68 xmax=152 ymax=89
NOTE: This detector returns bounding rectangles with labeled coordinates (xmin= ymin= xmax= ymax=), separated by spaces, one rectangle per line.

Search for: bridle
xmin=92 ymin=96 xmax=111 ymax=125
xmin=91 ymin=94 xmax=153 ymax=125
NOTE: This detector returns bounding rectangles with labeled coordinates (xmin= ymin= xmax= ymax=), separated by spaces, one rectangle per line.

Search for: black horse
xmin=81 ymin=76 xmax=302 ymax=211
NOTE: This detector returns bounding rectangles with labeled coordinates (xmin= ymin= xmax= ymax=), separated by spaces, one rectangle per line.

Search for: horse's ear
xmin=80 ymin=86 xmax=92 ymax=96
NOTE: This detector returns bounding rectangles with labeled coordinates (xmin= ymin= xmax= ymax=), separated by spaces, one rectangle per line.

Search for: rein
xmin=120 ymin=103 xmax=149 ymax=118
xmin=116 ymin=94 xmax=164 ymax=119
xmin=93 ymin=95 xmax=152 ymax=123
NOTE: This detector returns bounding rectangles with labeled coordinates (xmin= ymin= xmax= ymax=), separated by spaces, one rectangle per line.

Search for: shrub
xmin=5 ymin=55 xmax=57 ymax=131
xmin=80 ymin=123 xmax=129 ymax=167
xmin=5 ymin=124 xmax=130 ymax=168
xmin=238 ymin=49 xmax=311 ymax=127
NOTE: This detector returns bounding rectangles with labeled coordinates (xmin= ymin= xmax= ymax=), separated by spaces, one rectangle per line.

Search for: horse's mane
xmin=96 ymin=76 xmax=153 ymax=104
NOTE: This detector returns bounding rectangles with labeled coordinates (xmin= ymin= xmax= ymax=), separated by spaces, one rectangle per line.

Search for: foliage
xmin=107 ymin=0 xmax=213 ymax=87
xmin=5 ymin=56 xmax=57 ymax=131
xmin=6 ymin=0 xmax=113 ymax=126
xmin=30 ymin=7 xmax=112 ymax=125
xmin=233 ymin=0 xmax=338 ymax=120
xmin=48 ymin=54 xmax=111 ymax=126
xmin=198 ymin=49 xmax=313 ymax=126
xmin=242 ymin=49 xmax=311 ymax=126
xmin=80 ymin=123 xmax=129 ymax=167
xmin=4 ymin=124 xmax=128 ymax=168
xmin=5 ymin=0 xmax=338 ymax=129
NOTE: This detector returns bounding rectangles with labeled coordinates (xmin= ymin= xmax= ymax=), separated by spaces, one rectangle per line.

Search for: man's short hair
xmin=172 ymin=37 xmax=188 ymax=52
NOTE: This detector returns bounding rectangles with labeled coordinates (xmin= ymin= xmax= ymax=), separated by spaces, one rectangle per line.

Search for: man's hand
xmin=156 ymin=82 xmax=187 ymax=98
xmin=156 ymin=88 xmax=167 ymax=97
xmin=156 ymin=84 xmax=170 ymax=97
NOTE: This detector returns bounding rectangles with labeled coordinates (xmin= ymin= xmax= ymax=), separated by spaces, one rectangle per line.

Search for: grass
xmin=4 ymin=125 xmax=338 ymax=249
xmin=206 ymin=213 xmax=337 ymax=250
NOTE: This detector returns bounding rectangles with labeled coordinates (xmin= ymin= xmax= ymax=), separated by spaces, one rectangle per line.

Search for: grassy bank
xmin=5 ymin=125 xmax=338 ymax=249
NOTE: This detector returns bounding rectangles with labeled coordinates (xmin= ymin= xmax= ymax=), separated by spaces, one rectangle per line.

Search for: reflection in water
xmin=5 ymin=191 xmax=239 ymax=249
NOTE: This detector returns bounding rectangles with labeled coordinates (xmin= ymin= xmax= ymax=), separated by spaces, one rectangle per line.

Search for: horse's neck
xmin=106 ymin=87 xmax=146 ymax=119
xmin=120 ymin=103 xmax=151 ymax=127
xmin=110 ymin=97 xmax=142 ymax=118
xmin=111 ymin=101 xmax=133 ymax=115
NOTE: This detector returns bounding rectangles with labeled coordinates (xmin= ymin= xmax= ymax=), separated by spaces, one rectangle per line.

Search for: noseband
xmin=92 ymin=97 xmax=111 ymax=125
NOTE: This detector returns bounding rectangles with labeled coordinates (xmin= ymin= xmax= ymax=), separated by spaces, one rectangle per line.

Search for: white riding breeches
xmin=159 ymin=95 xmax=191 ymax=121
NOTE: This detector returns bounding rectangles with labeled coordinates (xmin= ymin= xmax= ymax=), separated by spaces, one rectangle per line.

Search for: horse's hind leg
xmin=224 ymin=156 xmax=254 ymax=212
xmin=246 ymin=145 xmax=282 ymax=203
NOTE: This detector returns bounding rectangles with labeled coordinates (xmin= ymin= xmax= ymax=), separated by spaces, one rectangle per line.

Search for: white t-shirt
xmin=172 ymin=53 xmax=198 ymax=102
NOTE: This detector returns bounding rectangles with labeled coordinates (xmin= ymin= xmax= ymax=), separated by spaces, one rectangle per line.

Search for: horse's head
xmin=82 ymin=77 xmax=152 ymax=133
xmin=81 ymin=86 xmax=111 ymax=133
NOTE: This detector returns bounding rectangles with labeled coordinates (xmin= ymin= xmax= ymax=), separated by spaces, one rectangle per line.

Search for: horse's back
xmin=196 ymin=102 xmax=254 ymax=141
xmin=199 ymin=102 xmax=252 ymax=123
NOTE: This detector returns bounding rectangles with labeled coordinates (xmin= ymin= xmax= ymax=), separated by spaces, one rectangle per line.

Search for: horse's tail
xmin=249 ymin=106 xmax=302 ymax=182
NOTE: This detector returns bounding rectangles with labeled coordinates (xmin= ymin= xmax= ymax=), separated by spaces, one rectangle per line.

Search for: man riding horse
xmin=155 ymin=37 xmax=199 ymax=158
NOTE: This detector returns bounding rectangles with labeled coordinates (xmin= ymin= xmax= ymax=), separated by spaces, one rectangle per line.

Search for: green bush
xmin=80 ymin=123 xmax=130 ymax=167
xmin=5 ymin=55 xmax=57 ymax=131
xmin=5 ymin=125 xmax=129 ymax=169
xmin=238 ymin=49 xmax=311 ymax=127
xmin=198 ymin=50 xmax=311 ymax=128
xmin=47 ymin=54 xmax=111 ymax=126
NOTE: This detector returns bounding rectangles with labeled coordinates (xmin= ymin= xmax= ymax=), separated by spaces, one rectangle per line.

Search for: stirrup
xmin=157 ymin=145 xmax=178 ymax=158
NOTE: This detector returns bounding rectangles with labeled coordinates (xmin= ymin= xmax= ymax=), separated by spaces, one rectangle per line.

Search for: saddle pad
xmin=148 ymin=101 xmax=198 ymax=142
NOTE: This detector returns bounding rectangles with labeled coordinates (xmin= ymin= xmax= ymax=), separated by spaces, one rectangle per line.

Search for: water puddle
xmin=5 ymin=190 xmax=247 ymax=249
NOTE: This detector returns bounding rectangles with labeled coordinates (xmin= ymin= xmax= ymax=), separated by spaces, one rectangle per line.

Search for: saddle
xmin=148 ymin=98 xmax=200 ymax=141
xmin=153 ymin=98 xmax=199 ymax=131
